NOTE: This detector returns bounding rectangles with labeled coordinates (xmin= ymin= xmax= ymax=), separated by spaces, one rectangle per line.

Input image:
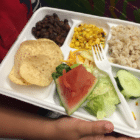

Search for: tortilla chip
xmin=9 ymin=66 xmax=31 ymax=85
xmin=9 ymin=39 xmax=63 ymax=86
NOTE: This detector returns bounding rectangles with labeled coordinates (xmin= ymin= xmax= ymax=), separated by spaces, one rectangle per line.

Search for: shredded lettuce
xmin=85 ymin=91 xmax=118 ymax=119
xmin=92 ymin=67 xmax=108 ymax=78
xmin=85 ymin=76 xmax=120 ymax=119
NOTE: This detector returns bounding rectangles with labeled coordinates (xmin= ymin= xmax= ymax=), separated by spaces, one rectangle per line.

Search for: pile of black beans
xmin=32 ymin=13 xmax=70 ymax=47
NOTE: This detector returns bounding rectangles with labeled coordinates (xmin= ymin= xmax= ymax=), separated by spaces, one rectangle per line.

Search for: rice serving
xmin=108 ymin=25 xmax=140 ymax=70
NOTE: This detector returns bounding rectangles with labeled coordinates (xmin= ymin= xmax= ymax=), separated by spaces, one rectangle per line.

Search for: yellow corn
xmin=70 ymin=23 xmax=106 ymax=50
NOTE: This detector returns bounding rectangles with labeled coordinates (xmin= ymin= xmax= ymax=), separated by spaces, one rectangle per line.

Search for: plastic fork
xmin=92 ymin=44 xmax=137 ymax=129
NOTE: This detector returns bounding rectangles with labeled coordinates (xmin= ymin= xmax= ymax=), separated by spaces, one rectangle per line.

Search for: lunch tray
xmin=0 ymin=7 xmax=140 ymax=138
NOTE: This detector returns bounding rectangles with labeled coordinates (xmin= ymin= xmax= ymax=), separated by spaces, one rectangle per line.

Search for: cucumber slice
xmin=116 ymin=70 xmax=140 ymax=98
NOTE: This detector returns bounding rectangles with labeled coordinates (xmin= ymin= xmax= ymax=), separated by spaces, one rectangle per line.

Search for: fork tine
xmin=94 ymin=45 xmax=101 ymax=61
xmin=92 ymin=46 xmax=97 ymax=61
xmin=100 ymin=43 xmax=106 ymax=59
xmin=97 ymin=44 xmax=103 ymax=60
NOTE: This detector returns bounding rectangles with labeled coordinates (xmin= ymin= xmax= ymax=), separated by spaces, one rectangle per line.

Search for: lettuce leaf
xmin=85 ymin=76 xmax=120 ymax=119
xmin=71 ymin=63 xmax=94 ymax=73
xmin=85 ymin=93 xmax=117 ymax=119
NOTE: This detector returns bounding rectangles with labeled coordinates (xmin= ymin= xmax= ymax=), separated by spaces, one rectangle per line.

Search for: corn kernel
xmin=82 ymin=31 xmax=86 ymax=36
xmin=75 ymin=31 xmax=79 ymax=36
xmin=86 ymin=34 xmax=90 ymax=39
xmin=88 ymin=24 xmax=93 ymax=28
xmin=95 ymin=38 xmax=100 ymax=44
xmin=78 ymin=36 xmax=82 ymax=40
xmin=80 ymin=43 xmax=84 ymax=47
xmin=86 ymin=28 xmax=90 ymax=32
xmin=77 ymin=28 xmax=81 ymax=32
xmin=88 ymin=40 xmax=93 ymax=45
xmin=70 ymin=43 xmax=74 ymax=48
xmin=75 ymin=41 xmax=80 ymax=46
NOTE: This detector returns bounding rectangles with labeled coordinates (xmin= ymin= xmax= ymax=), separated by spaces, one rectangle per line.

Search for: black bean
xmin=49 ymin=33 xmax=55 ymax=40
xmin=32 ymin=27 xmax=36 ymax=35
xmin=55 ymin=35 xmax=61 ymax=42
xmin=41 ymin=20 xmax=45 ymax=25
xmin=36 ymin=21 xmax=42 ymax=27
xmin=56 ymin=26 xmax=61 ymax=34
xmin=42 ymin=23 xmax=47 ymax=28
xmin=64 ymin=19 xmax=68 ymax=24
xmin=62 ymin=31 xmax=67 ymax=37
xmin=50 ymin=16 xmax=54 ymax=22
xmin=49 ymin=19 xmax=53 ymax=24
xmin=46 ymin=23 xmax=53 ymax=28
xmin=59 ymin=37 xmax=65 ymax=44
xmin=43 ymin=17 xmax=48 ymax=22
xmin=54 ymin=22 xmax=59 ymax=27
xmin=64 ymin=24 xmax=70 ymax=31
xmin=42 ymin=32 xmax=49 ymax=38
xmin=54 ymin=15 xmax=60 ymax=21
xmin=36 ymin=22 xmax=42 ymax=30
xmin=36 ymin=31 xmax=41 ymax=37
xmin=53 ymin=32 xmax=57 ymax=36
xmin=42 ymin=35 xmax=48 ymax=38
xmin=53 ymin=13 xmax=59 ymax=18
xmin=40 ymin=28 xmax=47 ymax=34
xmin=58 ymin=43 xmax=61 ymax=47
xmin=32 ymin=13 xmax=70 ymax=46
xmin=54 ymin=18 xmax=59 ymax=24
xmin=52 ymin=26 xmax=56 ymax=32
xmin=45 ymin=15 xmax=51 ymax=19
xmin=37 ymin=26 xmax=42 ymax=30
xmin=57 ymin=21 xmax=64 ymax=27
xmin=48 ymin=28 xmax=53 ymax=34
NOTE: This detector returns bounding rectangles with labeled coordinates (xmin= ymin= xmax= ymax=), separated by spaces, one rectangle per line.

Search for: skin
xmin=0 ymin=95 xmax=139 ymax=140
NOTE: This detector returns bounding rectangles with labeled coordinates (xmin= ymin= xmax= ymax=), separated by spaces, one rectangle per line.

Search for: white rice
xmin=108 ymin=25 xmax=140 ymax=70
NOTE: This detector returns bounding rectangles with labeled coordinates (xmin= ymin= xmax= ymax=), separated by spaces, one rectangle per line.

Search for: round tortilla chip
xmin=19 ymin=55 xmax=61 ymax=86
xmin=9 ymin=39 xmax=63 ymax=86
xmin=14 ymin=39 xmax=63 ymax=80
xmin=9 ymin=66 xmax=31 ymax=85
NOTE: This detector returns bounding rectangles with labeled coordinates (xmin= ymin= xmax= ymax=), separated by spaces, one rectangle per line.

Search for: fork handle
xmin=107 ymin=72 xmax=137 ymax=129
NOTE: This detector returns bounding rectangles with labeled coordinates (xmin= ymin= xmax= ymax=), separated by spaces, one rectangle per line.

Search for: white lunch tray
xmin=0 ymin=7 xmax=140 ymax=138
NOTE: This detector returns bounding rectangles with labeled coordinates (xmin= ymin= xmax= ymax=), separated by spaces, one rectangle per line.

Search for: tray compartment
xmin=106 ymin=22 xmax=140 ymax=73
xmin=60 ymin=19 xmax=82 ymax=60
xmin=29 ymin=8 xmax=74 ymax=46
xmin=66 ymin=19 xmax=111 ymax=52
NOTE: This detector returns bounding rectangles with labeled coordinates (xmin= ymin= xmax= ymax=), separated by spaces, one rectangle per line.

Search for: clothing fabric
xmin=43 ymin=0 xmax=140 ymax=23
xmin=0 ymin=0 xmax=32 ymax=63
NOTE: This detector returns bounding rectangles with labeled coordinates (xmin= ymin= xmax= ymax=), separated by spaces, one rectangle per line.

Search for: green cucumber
xmin=116 ymin=70 xmax=140 ymax=98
